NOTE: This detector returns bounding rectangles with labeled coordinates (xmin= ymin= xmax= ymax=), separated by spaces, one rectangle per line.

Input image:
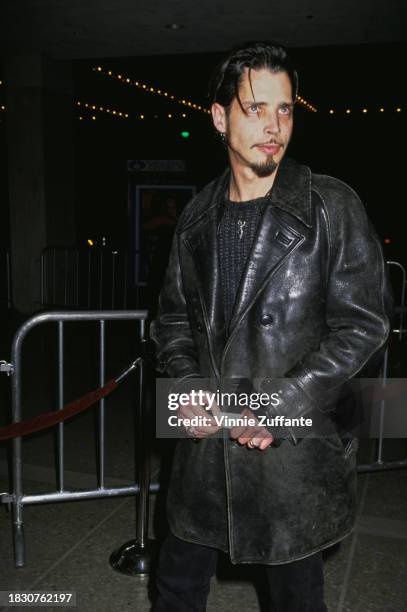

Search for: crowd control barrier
xmin=357 ymin=260 xmax=407 ymax=472
xmin=1 ymin=260 xmax=407 ymax=569
xmin=40 ymin=247 xmax=150 ymax=310
xmin=0 ymin=310 xmax=157 ymax=570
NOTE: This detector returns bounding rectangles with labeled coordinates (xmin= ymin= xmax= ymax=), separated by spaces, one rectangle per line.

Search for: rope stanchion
xmin=109 ymin=324 xmax=157 ymax=576
xmin=0 ymin=358 xmax=142 ymax=442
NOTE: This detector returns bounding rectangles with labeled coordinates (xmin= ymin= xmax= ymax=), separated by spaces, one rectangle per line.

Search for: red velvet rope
xmin=0 ymin=379 xmax=118 ymax=441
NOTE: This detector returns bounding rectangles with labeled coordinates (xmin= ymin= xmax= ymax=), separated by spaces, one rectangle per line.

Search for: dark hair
xmin=208 ymin=41 xmax=298 ymax=111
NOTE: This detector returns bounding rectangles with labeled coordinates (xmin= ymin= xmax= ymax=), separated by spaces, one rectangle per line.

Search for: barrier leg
xmin=375 ymin=346 xmax=389 ymax=466
xmin=12 ymin=503 xmax=25 ymax=568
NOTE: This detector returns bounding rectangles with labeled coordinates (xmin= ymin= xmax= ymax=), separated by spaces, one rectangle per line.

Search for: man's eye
xmin=279 ymin=105 xmax=291 ymax=115
xmin=248 ymin=104 xmax=259 ymax=113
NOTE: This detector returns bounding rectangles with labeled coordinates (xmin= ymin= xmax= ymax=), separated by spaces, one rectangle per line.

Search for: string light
xmin=77 ymin=108 xmax=191 ymax=121
xmin=93 ymin=66 xmax=211 ymax=115
xmin=76 ymin=106 xmax=398 ymax=121
xmin=2 ymin=75 xmax=402 ymax=120
xmin=295 ymin=94 xmax=317 ymax=112
xmin=1 ymin=76 xmax=403 ymax=121
xmin=77 ymin=100 xmax=129 ymax=119
xmin=326 ymin=107 xmax=402 ymax=115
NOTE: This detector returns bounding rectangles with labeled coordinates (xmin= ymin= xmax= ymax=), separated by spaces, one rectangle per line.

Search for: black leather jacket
xmin=151 ymin=157 xmax=393 ymax=564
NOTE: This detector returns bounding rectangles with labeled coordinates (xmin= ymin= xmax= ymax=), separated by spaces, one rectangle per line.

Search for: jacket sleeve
xmin=150 ymin=231 xmax=200 ymax=384
xmin=260 ymin=180 xmax=394 ymax=444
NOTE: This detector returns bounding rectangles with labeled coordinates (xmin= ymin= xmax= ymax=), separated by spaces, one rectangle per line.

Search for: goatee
xmin=249 ymin=156 xmax=278 ymax=178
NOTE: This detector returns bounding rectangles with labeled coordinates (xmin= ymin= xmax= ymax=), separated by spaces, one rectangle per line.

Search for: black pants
xmin=152 ymin=532 xmax=328 ymax=612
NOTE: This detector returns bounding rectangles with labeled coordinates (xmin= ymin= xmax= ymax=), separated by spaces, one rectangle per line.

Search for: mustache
xmin=252 ymin=140 xmax=283 ymax=148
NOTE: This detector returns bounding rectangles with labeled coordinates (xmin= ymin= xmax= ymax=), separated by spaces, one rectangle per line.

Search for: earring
xmin=219 ymin=132 xmax=226 ymax=142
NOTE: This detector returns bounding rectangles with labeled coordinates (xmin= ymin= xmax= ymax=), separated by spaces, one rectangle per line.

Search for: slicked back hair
xmin=208 ymin=41 xmax=298 ymax=113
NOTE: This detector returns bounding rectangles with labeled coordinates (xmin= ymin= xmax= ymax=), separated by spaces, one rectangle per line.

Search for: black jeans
xmin=152 ymin=532 xmax=328 ymax=612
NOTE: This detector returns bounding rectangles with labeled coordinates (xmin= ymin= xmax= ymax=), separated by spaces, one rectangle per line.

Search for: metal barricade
xmin=1 ymin=310 xmax=157 ymax=568
xmin=386 ymin=260 xmax=406 ymax=340
xmin=2 ymin=259 xmax=407 ymax=568
xmin=40 ymin=247 xmax=151 ymax=310
xmin=357 ymin=260 xmax=407 ymax=472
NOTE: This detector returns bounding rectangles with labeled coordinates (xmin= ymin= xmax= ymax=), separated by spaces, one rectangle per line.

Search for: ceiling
xmin=1 ymin=0 xmax=406 ymax=60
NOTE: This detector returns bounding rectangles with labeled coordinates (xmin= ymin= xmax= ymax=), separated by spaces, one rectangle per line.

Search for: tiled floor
xmin=1 ymin=441 xmax=406 ymax=611
xmin=0 ymin=314 xmax=407 ymax=611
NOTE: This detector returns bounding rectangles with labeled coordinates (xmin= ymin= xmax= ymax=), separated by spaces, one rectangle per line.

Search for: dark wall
xmin=1 ymin=43 xmax=405 ymax=263
xmin=72 ymin=43 xmax=406 ymax=262
xmin=73 ymin=107 xmax=406 ymax=262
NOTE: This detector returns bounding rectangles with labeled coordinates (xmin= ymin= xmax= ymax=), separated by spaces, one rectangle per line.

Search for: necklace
xmin=227 ymin=182 xmax=273 ymax=241
xmin=237 ymin=219 xmax=246 ymax=239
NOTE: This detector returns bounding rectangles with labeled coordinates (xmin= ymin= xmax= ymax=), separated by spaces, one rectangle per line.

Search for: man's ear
xmin=211 ymin=102 xmax=227 ymax=135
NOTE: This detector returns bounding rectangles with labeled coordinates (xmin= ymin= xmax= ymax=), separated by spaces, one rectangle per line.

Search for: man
xmin=150 ymin=42 xmax=392 ymax=611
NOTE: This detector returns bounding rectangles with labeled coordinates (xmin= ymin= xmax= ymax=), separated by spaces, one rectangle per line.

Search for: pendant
xmin=238 ymin=220 xmax=246 ymax=239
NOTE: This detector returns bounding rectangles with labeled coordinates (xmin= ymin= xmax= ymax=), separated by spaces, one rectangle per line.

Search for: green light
xmin=181 ymin=130 xmax=190 ymax=138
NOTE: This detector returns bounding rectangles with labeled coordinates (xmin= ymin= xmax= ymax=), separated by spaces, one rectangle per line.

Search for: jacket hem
xmin=229 ymin=525 xmax=355 ymax=565
xmin=167 ymin=521 xmax=355 ymax=565
xmin=168 ymin=522 xmax=229 ymax=554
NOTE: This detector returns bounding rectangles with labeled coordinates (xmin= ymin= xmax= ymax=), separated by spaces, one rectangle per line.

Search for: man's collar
xmin=177 ymin=157 xmax=312 ymax=233
xmin=269 ymin=157 xmax=312 ymax=227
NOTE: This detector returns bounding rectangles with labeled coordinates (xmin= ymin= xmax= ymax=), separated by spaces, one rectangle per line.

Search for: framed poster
xmin=133 ymin=184 xmax=196 ymax=287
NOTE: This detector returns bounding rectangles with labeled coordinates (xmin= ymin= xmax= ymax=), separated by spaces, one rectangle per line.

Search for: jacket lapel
xmin=181 ymin=171 xmax=228 ymax=360
xmin=184 ymin=206 xmax=225 ymax=333
xmin=228 ymin=158 xmax=312 ymax=332
xmin=228 ymin=207 xmax=305 ymax=332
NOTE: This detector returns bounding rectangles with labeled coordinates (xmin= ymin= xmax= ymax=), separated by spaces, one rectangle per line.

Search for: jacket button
xmin=260 ymin=313 xmax=274 ymax=326
xmin=196 ymin=322 xmax=203 ymax=333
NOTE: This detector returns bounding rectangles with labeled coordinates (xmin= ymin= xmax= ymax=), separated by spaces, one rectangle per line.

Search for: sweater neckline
xmin=223 ymin=194 xmax=269 ymax=208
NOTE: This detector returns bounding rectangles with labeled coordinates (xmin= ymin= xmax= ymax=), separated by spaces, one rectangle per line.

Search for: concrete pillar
xmin=4 ymin=54 xmax=76 ymax=313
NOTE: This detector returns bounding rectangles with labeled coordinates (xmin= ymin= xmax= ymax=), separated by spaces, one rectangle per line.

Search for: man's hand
xmin=178 ymin=391 xmax=222 ymax=439
xmin=229 ymin=408 xmax=274 ymax=450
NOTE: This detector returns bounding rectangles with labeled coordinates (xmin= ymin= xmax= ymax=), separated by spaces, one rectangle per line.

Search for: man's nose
xmin=263 ymin=111 xmax=280 ymax=134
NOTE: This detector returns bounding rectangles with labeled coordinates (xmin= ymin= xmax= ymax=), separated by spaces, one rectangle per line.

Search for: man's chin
xmin=249 ymin=158 xmax=278 ymax=178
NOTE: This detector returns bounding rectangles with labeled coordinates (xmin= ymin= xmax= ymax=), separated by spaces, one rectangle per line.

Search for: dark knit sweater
xmin=218 ymin=194 xmax=269 ymax=331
